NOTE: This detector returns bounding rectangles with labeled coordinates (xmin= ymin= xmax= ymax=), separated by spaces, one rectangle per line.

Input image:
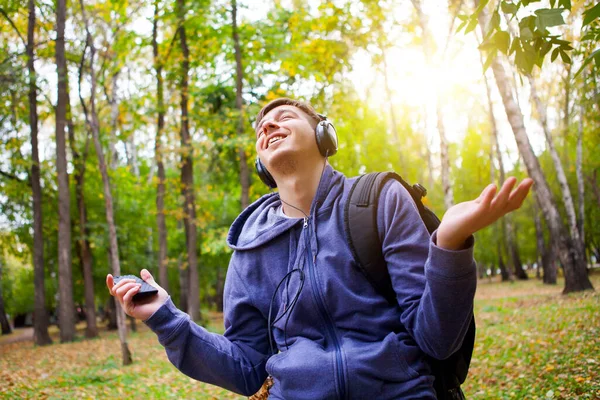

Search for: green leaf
xmin=501 ymin=2 xmax=518 ymax=14
xmin=465 ymin=18 xmax=479 ymax=34
xmin=491 ymin=11 xmax=501 ymax=30
xmin=549 ymin=0 xmax=556 ymax=8
xmin=582 ymin=3 xmax=600 ymax=27
xmin=509 ymin=37 xmax=521 ymax=55
xmin=494 ymin=30 xmax=511 ymax=54
xmin=535 ymin=8 xmax=566 ymax=31
xmin=551 ymin=47 xmax=560 ymax=62
xmin=483 ymin=50 xmax=497 ymax=72
xmin=559 ymin=50 xmax=571 ymax=64
xmin=558 ymin=0 xmax=571 ymax=9
xmin=520 ymin=27 xmax=534 ymax=41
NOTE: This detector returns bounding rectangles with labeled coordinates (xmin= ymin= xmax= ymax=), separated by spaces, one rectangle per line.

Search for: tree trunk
xmin=533 ymin=198 xmax=555 ymax=283
xmin=411 ymin=0 xmax=453 ymax=209
xmin=232 ymin=0 xmax=250 ymax=210
xmin=0 ymin=260 xmax=12 ymax=335
xmin=497 ymin=241 xmax=511 ymax=281
xmin=477 ymin=4 xmax=593 ymax=293
xmin=80 ymin=0 xmax=132 ymax=364
xmin=576 ymin=79 xmax=585 ymax=254
xmin=529 ymin=74 xmax=586 ymax=269
xmin=69 ymin=67 xmax=97 ymax=338
xmin=56 ymin=0 xmax=76 ymax=343
xmin=27 ymin=0 xmax=52 ymax=346
xmin=106 ymin=297 xmax=118 ymax=330
xmin=177 ymin=0 xmax=200 ymax=321
xmin=152 ymin=2 xmax=169 ymax=292
xmin=506 ymin=218 xmax=528 ymax=279
xmin=108 ymin=72 xmax=120 ymax=170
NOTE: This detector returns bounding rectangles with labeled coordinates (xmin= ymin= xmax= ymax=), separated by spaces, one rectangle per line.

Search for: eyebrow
xmin=256 ymin=108 xmax=300 ymax=136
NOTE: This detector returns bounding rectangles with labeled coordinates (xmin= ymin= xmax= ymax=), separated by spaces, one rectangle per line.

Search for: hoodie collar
xmin=227 ymin=164 xmax=336 ymax=251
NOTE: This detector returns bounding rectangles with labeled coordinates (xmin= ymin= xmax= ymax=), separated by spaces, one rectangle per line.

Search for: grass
xmin=1 ymin=272 xmax=599 ymax=399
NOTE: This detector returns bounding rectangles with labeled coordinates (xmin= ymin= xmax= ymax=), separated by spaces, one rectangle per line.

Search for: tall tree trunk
xmin=411 ymin=0 xmax=453 ymax=209
xmin=56 ymin=0 xmax=75 ymax=342
xmin=528 ymin=74 xmax=586 ymax=269
xmin=108 ymin=72 xmax=120 ymax=170
xmin=178 ymin=254 xmax=188 ymax=312
xmin=0 ymin=259 xmax=12 ymax=335
xmin=232 ymin=0 xmax=250 ymax=210
xmin=152 ymin=1 xmax=169 ymax=292
xmin=477 ymin=4 xmax=593 ymax=293
xmin=533 ymin=199 xmax=555 ymax=283
xmin=80 ymin=0 xmax=132 ymax=364
xmin=177 ymin=0 xmax=200 ymax=321
xmin=69 ymin=62 xmax=97 ymax=338
xmin=27 ymin=0 xmax=52 ymax=346
xmin=576 ymin=77 xmax=585 ymax=253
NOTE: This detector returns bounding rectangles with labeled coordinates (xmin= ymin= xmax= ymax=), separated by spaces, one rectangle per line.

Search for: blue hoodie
xmin=145 ymin=165 xmax=476 ymax=399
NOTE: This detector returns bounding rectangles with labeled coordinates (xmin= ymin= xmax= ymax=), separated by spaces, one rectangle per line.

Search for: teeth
xmin=268 ymin=136 xmax=285 ymax=146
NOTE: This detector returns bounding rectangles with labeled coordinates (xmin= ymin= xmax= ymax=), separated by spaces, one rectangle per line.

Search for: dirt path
xmin=0 ymin=327 xmax=33 ymax=346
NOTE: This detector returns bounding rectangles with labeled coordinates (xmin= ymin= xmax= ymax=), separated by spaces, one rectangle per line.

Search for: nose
xmin=262 ymin=119 xmax=279 ymax=135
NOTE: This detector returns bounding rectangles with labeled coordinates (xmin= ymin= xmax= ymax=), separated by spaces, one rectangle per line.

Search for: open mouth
xmin=267 ymin=135 xmax=287 ymax=149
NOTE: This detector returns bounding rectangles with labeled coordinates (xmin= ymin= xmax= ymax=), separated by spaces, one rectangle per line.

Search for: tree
xmin=153 ymin=0 xmax=169 ymax=292
xmin=477 ymin=2 xmax=593 ymax=293
xmin=232 ymin=0 xmax=250 ymax=210
xmin=27 ymin=0 xmax=52 ymax=346
xmin=55 ymin=0 xmax=76 ymax=342
xmin=177 ymin=0 xmax=200 ymax=321
xmin=79 ymin=0 xmax=132 ymax=365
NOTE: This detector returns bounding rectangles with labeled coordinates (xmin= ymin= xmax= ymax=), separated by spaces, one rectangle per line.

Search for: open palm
xmin=436 ymin=177 xmax=534 ymax=250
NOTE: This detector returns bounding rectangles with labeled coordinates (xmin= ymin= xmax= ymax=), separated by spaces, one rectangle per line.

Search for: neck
xmin=277 ymin=160 xmax=326 ymax=218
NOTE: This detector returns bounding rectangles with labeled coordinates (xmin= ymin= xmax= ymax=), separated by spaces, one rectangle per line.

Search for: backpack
xmin=344 ymin=172 xmax=476 ymax=400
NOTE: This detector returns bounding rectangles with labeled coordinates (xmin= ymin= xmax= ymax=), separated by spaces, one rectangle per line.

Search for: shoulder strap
xmin=344 ymin=171 xmax=440 ymax=304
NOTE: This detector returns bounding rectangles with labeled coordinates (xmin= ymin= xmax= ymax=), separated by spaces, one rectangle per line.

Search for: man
xmin=107 ymin=98 xmax=533 ymax=399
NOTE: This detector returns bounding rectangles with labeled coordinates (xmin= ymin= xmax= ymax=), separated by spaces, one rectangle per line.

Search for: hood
xmin=227 ymin=164 xmax=338 ymax=251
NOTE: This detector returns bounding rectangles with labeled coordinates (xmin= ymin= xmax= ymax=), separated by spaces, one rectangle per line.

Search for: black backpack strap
xmin=344 ymin=172 xmax=440 ymax=304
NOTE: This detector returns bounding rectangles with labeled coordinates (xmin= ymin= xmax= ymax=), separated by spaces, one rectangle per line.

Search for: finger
xmin=506 ymin=178 xmax=534 ymax=211
xmin=491 ymin=177 xmax=517 ymax=209
xmin=478 ymin=184 xmax=497 ymax=207
xmin=115 ymin=282 xmax=139 ymax=300
xmin=122 ymin=284 xmax=141 ymax=305
xmin=106 ymin=274 xmax=114 ymax=295
xmin=112 ymin=278 xmax=136 ymax=294
xmin=141 ymin=269 xmax=159 ymax=288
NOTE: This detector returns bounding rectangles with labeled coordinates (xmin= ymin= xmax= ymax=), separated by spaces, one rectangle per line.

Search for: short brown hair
xmin=255 ymin=98 xmax=322 ymax=130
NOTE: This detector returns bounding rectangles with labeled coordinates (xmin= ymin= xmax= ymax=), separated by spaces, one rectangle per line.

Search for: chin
xmin=267 ymin=149 xmax=298 ymax=177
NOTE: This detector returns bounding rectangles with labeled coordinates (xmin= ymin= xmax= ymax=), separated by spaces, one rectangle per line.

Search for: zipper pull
xmin=303 ymin=217 xmax=308 ymax=228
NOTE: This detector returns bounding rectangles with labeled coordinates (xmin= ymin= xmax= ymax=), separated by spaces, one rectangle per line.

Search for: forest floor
xmin=1 ymin=271 xmax=598 ymax=400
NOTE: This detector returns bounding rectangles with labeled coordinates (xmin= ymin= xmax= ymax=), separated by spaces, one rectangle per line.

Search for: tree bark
xmin=576 ymin=77 xmax=585 ymax=252
xmin=70 ymin=59 xmax=97 ymax=338
xmin=80 ymin=0 xmax=132 ymax=364
xmin=0 ymin=259 xmax=12 ymax=335
xmin=533 ymin=198 xmax=555 ymax=284
xmin=529 ymin=74 xmax=586 ymax=269
xmin=477 ymin=4 xmax=593 ymax=293
xmin=411 ymin=0 xmax=453 ymax=209
xmin=232 ymin=0 xmax=250 ymax=210
xmin=27 ymin=0 xmax=52 ymax=346
xmin=56 ymin=0 xmax=76 ymax=342
xmin=177 ymin=0 xmax=200 ymax=321
xmin=152 ymin=2 xmax=169 ymax=292
xmin=178 ymin=254 xmax=189 ymax=312
xmin=108 ymin=72 xmax=120 ymax=170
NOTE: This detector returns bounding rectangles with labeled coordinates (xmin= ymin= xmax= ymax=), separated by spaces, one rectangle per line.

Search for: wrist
xmin=436 ymin=229 xmax=469 ymax=251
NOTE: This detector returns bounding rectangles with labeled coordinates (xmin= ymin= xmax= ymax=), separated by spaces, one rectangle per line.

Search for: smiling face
xmin=255 ymin=104 xmax=323 ymax=177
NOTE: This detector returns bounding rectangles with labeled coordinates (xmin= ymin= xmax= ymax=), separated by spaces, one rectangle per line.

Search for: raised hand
xmin=436 ymin=177 xmax=534 ymax=250
xmin=106 ymin=269 xmax=169 ymax=321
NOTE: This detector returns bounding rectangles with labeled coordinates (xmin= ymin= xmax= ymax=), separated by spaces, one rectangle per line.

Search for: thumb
xmin=140 ymin=269 xmax=157 ymax=286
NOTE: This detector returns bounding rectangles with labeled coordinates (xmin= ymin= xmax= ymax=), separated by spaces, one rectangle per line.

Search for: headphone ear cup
xmin=315 ymin=121 xmax=338 ymax=157
xmin=255 ymin=157 xmax=277 ymax=189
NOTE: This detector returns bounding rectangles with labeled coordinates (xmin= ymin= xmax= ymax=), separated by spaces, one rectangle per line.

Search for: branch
xmin=0 ymin=169 xmax=25 ymax=183
xmin=0 ymin=7 xmax=27 ymax=47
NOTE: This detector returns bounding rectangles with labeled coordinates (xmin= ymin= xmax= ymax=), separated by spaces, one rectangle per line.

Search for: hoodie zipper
xmin=304 ymin=220 xmax=347 ymax=400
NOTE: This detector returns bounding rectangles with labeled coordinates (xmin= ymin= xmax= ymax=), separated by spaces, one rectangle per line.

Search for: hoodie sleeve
xmin=377 ymin=180 xmax=476 ymax=360
xmin=144 ymin=252 xmax=270 ymax=396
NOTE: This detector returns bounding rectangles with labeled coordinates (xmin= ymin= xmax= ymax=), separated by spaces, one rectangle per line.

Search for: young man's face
xmin=255 ymin=105 xmax=322 ymax=175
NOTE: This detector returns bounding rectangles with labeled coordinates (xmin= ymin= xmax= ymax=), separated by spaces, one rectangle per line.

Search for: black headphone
xmin=255 ymin=114 xmax=338 ymax=189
